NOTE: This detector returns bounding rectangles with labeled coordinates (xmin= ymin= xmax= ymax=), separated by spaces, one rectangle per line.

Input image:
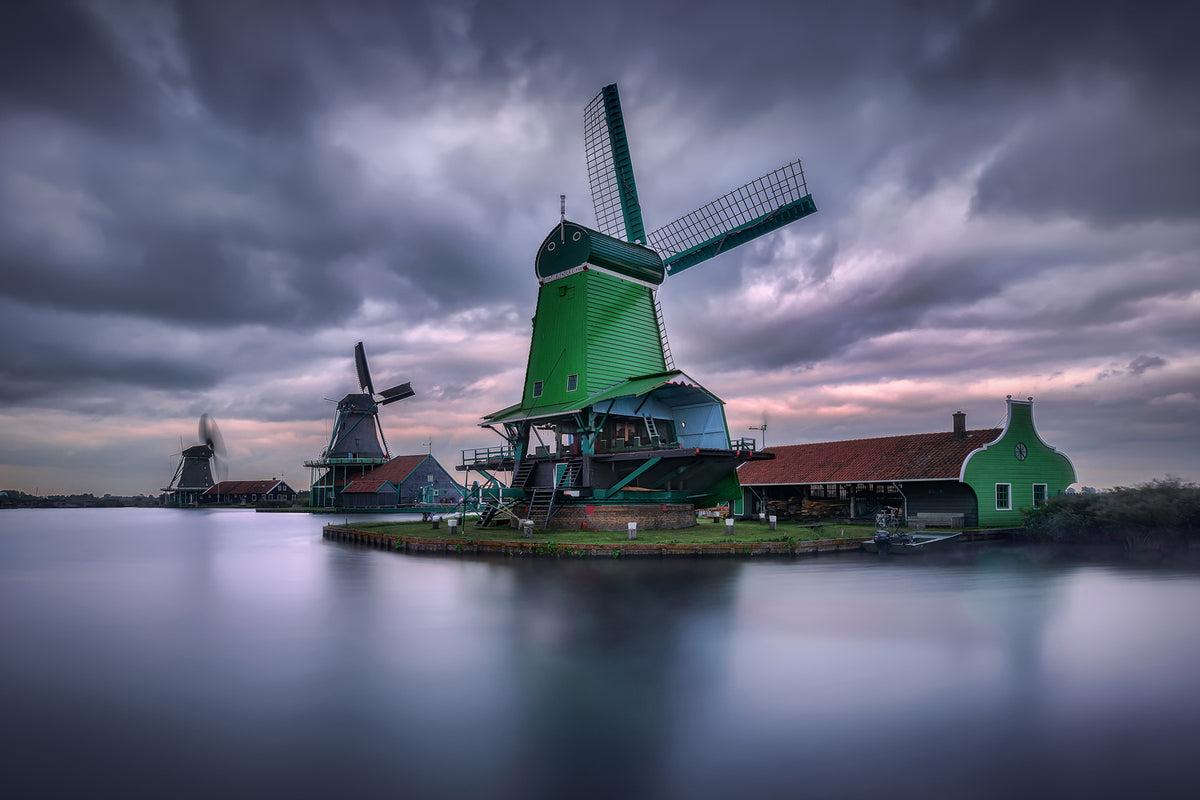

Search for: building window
xmin=566 ymin=373 xmax=578 ymax=392
xmin=1033 ymin=483 xmax=1047 ymax=507
xmin=995 ymin=483 xmax=1011 ymax=511
xmin=532 ymin=380 xmax=543 ymax=398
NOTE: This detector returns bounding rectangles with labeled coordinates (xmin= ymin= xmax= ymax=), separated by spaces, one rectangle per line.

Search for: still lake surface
xmin=2 ymin=508 xmax=1198 ymax=799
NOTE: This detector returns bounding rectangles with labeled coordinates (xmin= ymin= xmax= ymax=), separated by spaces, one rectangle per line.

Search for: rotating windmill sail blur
xmin=164 ymin=413 xmax=228 ymax=502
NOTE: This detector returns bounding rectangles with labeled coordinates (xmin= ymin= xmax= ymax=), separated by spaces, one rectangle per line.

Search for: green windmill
xmin=466 ymin=84 xmax=817 ymax=529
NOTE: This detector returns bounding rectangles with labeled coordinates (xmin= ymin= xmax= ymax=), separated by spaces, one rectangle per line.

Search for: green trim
xmin=600 ymin=84 xmax=646 ymax=245
xmin=535 ymin=223 xmax=664 ymax=284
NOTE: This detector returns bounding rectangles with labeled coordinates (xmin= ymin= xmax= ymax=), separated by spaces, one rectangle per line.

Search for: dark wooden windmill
xmin=163 ymin=414 xmax=227 ymax=506
xmin=305 ymin=342 xmax=415 ymax=507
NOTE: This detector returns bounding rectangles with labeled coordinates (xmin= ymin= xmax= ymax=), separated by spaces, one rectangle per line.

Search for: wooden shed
xmin=339 ymin=479 xmax=399 ymax=509
xmin=353 ymin=454 xmax=465 ymax=508
xmin=201 ymin=479 xmax=297 ymax=506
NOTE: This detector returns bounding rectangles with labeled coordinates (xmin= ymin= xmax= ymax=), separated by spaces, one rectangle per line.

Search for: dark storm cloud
xmin=909 ymin=0 xmax=1200 ymax=224
xmin=2 ymin=0 xmax=1198 ymax=493
xmin=0 ymin=2 xmax=155 ymax=135
xmin=0 ymin=299 xmax=222 ymax=406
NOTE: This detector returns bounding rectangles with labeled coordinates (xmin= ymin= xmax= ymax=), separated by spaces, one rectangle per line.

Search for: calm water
xmin=2 ymin=508 xmax=1198 ymax=799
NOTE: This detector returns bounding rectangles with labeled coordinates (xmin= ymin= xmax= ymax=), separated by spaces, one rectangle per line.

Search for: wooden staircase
xmin=511 ymin=458 xmax=535 ymax=489
xmin=526 ymin=488 xmax=557 ymax=528
xmin=516 ymin=457 xmax=583 ymax=529
xmin=557 ymin=457 xmax=583 ymax=489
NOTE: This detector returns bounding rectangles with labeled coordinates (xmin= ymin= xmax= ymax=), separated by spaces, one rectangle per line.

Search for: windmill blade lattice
xmin=584 ymin=84 xmax=646 ymax=244
xmin=647 ymin=159 xmax=816 ymax=275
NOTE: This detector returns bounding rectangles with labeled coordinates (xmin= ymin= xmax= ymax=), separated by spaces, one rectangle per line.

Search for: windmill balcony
xmin=595 ymin=436 xmax=678 ymax=453
xmin=460 ymin=446 xmax=515 ymax=470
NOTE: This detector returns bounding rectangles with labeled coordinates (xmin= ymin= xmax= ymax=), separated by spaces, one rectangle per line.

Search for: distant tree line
xmin=1023 ymin=477 xmax=1200 ymax=541
xmin=0 ymin=490 xmax=158 ymax=509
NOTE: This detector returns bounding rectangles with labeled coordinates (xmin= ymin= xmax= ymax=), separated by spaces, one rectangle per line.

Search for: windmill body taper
xmin=464 ymin=84 xmax=817 ymax=529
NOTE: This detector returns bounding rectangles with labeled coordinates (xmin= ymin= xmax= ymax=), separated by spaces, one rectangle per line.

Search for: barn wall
xmin=399 ymin=457 xmax=465 ymax=504
xmin=899 ymin=481 xmax=980 ymax=527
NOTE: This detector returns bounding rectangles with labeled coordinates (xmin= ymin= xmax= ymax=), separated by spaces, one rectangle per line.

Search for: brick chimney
xmin=953 ymin=411 xmax=966 ymax=439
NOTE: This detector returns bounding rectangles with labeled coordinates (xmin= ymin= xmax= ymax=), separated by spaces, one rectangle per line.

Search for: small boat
xmin=863 ymin=530 xmax=966 ymax=555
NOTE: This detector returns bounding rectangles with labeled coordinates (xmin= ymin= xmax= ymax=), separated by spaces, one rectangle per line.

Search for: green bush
xmin=1024 ymin=477 xmax=1200 ymax=540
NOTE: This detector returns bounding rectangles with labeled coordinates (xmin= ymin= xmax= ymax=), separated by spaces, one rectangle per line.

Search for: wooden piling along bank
xmin=322 ymin=524 xmax=877 ymax=558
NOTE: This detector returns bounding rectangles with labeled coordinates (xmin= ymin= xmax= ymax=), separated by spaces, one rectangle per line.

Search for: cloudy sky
xmin=2 ymin=0 xmax=1197 ymax=496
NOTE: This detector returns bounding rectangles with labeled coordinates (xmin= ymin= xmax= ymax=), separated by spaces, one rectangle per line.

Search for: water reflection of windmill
xmin=164 ymin=414 xmax=228 ymax=506
xmin=463 ymin=84 xmax=816 ymax=530
xmin=305 ymin=342 xmax=415 ymax=508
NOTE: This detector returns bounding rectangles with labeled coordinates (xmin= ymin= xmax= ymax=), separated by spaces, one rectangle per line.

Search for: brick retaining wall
xmin=324 ymin=524 xmax=871 ymax=557
xmin=515 ymin=502 xmax=696 ymax=531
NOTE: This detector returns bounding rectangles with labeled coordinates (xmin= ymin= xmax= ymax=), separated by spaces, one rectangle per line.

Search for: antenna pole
xmin=750 ymin=423 xmax=767 ymax=450
xmin=560 ymin=194 xmax=566 ymax=242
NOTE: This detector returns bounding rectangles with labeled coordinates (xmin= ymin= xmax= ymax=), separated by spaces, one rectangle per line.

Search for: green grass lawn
xmin=350 ymin=518 xmax=879 ymax=545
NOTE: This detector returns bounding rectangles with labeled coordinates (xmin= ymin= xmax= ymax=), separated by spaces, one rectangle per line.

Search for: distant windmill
xmin=324 ymin=342 xmax=415 ymax=460
xmin=470 ymin=83 xmax=816 ymax=529
xmin=164 ymin=414 xmax=228 ymax=505
xmin=305 ymin=342 xmax=415 ymax=507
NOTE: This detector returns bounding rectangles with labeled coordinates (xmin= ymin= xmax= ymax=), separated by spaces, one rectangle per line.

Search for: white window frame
xmin=566 ymin=373 xmax=578 ymax=392
xmin=1032 ymin=483 xmax=1048 ymax=508
xmin=532 ymin=380 xmax=543 ymax=398
xmin=995 ymin=483 xmax=1012 ymax=511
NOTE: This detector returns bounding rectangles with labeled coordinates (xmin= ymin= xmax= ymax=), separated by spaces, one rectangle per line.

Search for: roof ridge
xmin=764 ymin=427 xmax=1002 ymax=450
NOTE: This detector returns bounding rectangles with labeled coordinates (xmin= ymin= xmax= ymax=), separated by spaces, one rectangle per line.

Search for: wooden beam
xmin=597 ymin=457 xmax=662 ymax=497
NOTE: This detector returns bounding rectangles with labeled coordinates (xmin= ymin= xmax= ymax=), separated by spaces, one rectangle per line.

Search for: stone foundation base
xmin=513 ymin=502 xmax=696 ymax=531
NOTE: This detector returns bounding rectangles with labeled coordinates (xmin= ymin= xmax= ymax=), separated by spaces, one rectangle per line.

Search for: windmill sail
xmin=377 ymin=382 xmax=415 ymax=405
xmin=647 ymin=159 xmax=817 ymax=275
xmin=354 ymin=341 xmax=375 ymax=396
xmin=584 ymin=84 xmax=646 ymax=244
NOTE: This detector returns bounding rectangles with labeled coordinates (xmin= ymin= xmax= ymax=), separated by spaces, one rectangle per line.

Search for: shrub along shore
xmin=1023 ymin=478 xmax=1200 ymax=543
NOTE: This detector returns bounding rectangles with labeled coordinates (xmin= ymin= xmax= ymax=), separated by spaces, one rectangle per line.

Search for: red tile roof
xmin=342 ymin=479 xmax=396 ymax=494
xmin=359 ymin=454 xmax=432 ymax=485
xmin=738 ymin=428 xmax=1001 ymax=485
xmin=203 ymin=479 xmax=293 ymax=496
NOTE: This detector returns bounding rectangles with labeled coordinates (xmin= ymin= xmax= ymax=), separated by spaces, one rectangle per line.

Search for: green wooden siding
xmin=521 ymin=270 xmax=666 ymax=411
xmin=585 ymin=271 xmax=665 ymax=390
xmin=961 ymin=399 xmax=1076 ymax=526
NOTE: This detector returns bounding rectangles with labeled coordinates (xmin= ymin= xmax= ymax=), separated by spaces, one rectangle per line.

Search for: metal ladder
xmin=654 ymin=296 xmax=675 ymax=370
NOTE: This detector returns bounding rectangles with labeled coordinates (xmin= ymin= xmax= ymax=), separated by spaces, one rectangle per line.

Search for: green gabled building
xmin=960 ymin=397 xmax=1077 ymax=526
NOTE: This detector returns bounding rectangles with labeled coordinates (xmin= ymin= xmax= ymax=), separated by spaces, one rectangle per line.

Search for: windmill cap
xmin=536 ymin=221 xmax=664 ymax=285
